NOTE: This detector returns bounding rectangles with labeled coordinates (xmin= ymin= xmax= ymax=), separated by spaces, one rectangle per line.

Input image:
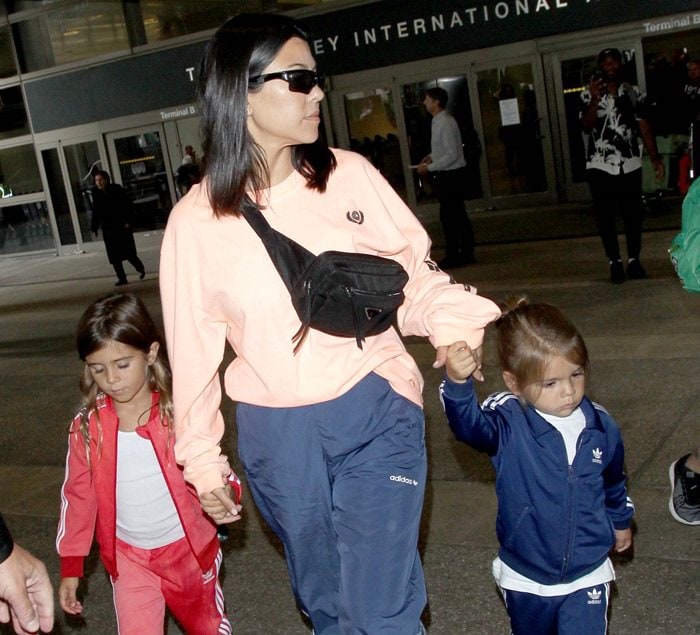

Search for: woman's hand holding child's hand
xmin=445 ymin=342 xmax=482 ymax=383
xmin=199 ymin=486 xmax=242 ymax=524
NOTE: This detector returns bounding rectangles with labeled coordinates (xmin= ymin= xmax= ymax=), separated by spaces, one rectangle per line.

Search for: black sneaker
xmin=669 ymin=454 xmax=700 ymax=525
xmin=626 ymin=258 xmax=647 ymax=279
xmin=115 ymin=279 xmax=128 ymax=286
xmin=139 ymin=270 xmax=146 ymax=280
xmin=609 ymin=260 xmax=625 ymax=284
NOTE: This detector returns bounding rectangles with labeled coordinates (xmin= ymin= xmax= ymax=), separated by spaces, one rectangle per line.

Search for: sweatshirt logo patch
xmin=592 ymin=448 xmax=603 ymax=464
xmin=346 ymin=209 xmax=364 ymax=224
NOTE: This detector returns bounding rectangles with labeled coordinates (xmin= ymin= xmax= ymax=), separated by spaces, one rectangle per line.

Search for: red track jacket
xmin=56 ymin=392 xmax=220 ymax=579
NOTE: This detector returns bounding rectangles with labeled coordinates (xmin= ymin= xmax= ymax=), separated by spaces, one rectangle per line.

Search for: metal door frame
xmin=35 ymin=133 xmax=107 ymax=254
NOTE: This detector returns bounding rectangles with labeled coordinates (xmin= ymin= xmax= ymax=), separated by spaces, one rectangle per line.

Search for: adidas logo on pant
xmin=390 ymin=474 xmax=418 ymax=486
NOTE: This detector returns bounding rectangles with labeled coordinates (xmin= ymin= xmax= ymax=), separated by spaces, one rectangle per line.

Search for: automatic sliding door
xmin=40 ymin=147 xmax=78 ymax=248
xmin=475 ymin=62 xmax=548 ymax=199
xmin=401 ymin=75 xmax=482 ymax=208
xmin=106 ymin=127 xmax=173 ymax=231
xmin=63 ymin=140 xmax=101 ymax=243
xmin=39 ymin=138 xmax=104 ymax=253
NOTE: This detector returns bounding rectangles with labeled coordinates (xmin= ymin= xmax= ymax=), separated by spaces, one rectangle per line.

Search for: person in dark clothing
xmin=0 ymin=512 xmax=54 ymax=634
xmin=91 ymin=170 xmax=146 ymax=286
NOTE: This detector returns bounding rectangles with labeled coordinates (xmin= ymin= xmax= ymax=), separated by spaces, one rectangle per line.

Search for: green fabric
xmin=669 ymin=178 xmax=700 ymax=293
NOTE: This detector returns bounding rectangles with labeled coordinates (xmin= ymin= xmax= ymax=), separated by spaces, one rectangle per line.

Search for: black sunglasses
xmin=248 ymin=69 xmax=324 ymax=95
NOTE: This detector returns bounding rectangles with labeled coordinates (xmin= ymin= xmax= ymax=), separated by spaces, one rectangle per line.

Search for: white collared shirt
xmin=428 ymin=110 xmax=466 ymax=172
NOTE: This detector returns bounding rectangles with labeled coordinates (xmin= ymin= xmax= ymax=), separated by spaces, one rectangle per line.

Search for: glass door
xmin=105 ymin=126 xmax=174 ymax=231
xmin=40 ymin=146 xmax=79 ymax=249
xmin=63 ymin=139 xmax=102 ymax=243
xmin=401 ymin=75 xmax=483 ymax=210
xmin=37 ymin=136 xmax=104 ymax=253
xmin=471 ymin=57 xmax=554 ymax=207
xmin=342 ymin=86 xmax=408 ymax=201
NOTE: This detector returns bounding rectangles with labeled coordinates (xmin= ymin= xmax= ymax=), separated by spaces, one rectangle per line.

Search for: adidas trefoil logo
xmin=587 ymin=587 xmax=602 ymax=605
xmin=592 ymin=447 xmax=603 ymax=464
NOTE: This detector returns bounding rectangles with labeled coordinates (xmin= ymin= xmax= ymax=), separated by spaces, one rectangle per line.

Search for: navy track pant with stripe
xmin=502 ymin=582 xmax=611 ymax=635
xmin=237 ymin=373 xmax=427 ymax=634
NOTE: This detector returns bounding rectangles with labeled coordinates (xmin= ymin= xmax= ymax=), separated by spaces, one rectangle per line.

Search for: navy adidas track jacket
xmin=440 ymin=377 xmax=634 ymax=585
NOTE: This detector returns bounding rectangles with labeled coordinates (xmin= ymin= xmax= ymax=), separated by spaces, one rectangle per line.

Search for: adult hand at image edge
xmin=0 ymin=543 xmax=54 ymax=634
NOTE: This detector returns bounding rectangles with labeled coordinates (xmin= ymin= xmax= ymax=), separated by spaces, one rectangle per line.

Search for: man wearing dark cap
xmin=580 ymin=47 xmax=664 ymax=283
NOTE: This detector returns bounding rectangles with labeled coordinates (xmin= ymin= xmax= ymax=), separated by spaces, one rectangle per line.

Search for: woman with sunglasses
xmin=159 ymin=13 xmax=500 ymax=634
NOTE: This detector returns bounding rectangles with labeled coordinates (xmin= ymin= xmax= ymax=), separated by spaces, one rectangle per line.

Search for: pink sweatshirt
xmin=160 ymin=149 xmax=500 ymax=494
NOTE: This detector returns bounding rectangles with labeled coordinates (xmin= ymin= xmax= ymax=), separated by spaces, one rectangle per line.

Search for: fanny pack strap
xmin=239 ymin=207 xmax=314 ymax=295
xmin=240 ymin=207 xmax=407 ymax=353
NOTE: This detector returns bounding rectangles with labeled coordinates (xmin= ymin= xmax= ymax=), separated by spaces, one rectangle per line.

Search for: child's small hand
xmin=58 ymin=577 xmax=83 ymax=615
xmin=614 ymin=528 xmax=633 ymax=552
xmin=199 ymin=487 xmax=242 ymax=524
xmin=445 ymin=341 xmax=481 ymax=383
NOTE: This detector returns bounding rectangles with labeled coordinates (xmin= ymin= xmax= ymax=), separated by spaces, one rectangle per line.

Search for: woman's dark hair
xmin=198 ymin=12 xmax=336 ymax=218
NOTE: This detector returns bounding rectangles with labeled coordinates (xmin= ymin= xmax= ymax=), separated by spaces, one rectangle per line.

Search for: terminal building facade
xmin=0 ymin=0 xmax=697 ymax=257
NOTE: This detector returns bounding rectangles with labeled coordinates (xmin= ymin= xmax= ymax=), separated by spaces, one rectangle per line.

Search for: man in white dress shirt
xmin=418 ymin=87 xmax=475 ymax=269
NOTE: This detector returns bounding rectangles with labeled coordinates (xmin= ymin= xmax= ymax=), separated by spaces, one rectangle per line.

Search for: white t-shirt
xmin=492 ymin=557 xmax=615 ymax=597
xmin=537 ymin=406 xmax=586 ymax=464
xmin=116 ymin=431 xmax=185 ymax=549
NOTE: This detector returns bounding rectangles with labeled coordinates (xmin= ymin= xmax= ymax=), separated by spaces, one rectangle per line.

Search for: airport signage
xmin=22 ymin=0 xmax=700 ymax=133
xmin=303 ymin=0 xmax=700 ymax=74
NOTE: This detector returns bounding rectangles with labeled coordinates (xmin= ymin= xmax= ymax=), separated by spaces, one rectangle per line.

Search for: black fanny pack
xmin=241 ymin=208 xmax=408 ymax=352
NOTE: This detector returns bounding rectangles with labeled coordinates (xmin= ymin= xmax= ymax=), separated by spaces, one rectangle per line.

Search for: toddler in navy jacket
xmin=440 ymin=298 xmax=634 ymax=635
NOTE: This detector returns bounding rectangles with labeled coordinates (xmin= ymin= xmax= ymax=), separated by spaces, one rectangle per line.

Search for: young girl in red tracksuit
xmin=56 ymin=293 xmax=241 ymax=634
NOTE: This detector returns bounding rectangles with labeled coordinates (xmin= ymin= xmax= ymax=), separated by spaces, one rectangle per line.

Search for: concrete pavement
xmin=0 ymin=208 xmax=698 ymax=634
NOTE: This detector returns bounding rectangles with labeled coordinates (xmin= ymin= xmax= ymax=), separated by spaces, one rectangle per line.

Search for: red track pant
xmin=111 ymin=536 xmax=230 ymax=634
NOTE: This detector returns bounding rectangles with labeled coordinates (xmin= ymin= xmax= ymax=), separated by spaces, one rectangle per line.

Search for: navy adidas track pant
xmin=237 ymin=373 xmax=427 ymax=634
xmin=502 ymin=582 xmax=611 ymax=635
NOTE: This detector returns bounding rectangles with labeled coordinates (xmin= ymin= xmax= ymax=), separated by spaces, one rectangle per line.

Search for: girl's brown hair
xmin=495 ymin=297 xmax=589 ymax=401
xmin=75 ymin=293 xmax=173 ymax=463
